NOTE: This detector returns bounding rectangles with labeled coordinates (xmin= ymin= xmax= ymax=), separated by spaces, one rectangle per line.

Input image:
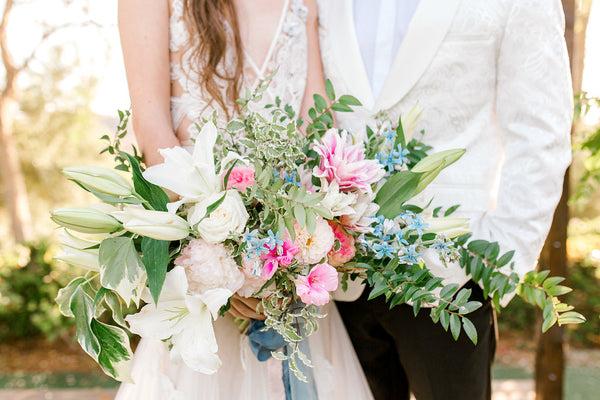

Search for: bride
xmin=116 ymin=0 xmax=373 ymax=399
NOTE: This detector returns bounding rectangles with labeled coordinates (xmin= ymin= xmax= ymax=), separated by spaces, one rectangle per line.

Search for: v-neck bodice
xmin=168 ymin=0 xmax=308 ymax=145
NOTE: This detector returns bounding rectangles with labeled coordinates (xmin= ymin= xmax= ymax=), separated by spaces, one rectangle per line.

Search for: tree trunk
xmin=535 ymin=1 xmax=591 ymax=398
xmin=0 ymin=95 xmax=32 ymax=242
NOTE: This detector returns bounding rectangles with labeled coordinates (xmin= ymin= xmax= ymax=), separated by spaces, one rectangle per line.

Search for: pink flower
xmin=296 ymin=263 xmax=339 ymax=306
xmin=313 ymin=129 xmax=385 ymax=193
xmin=260 ymin=240 xmax=300 ymax=280
xmin=327 ymin=221 xmax=356 ymax=267
xmin=224 ymin=166 xmax=255 ymax=191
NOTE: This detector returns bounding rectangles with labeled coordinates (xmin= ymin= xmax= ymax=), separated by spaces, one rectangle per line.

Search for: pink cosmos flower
xmin=260 ymin=240 xmax=300 ymax=280
xmin=224 ymin=166 xmax=255 ymax=191
xmin=296 ymin=263 xmax=339 ymax=306
xmin=313 ymin=129 xmax=385 ymax=193
xmin=327 ymin=221 xmax=356 ymax=267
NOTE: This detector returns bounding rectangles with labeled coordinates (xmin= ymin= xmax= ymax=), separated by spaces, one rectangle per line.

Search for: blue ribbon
xmin=246 ymin=319 xmax=319 ymax=400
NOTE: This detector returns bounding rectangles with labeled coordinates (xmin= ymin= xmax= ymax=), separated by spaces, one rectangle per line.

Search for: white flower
xmin=50 ymin=207 xmax=122 ymax=234
xmin=188 ymin=190 xmax=249 ymax=243
xmin=402 ymin=102 xmax=423 ymax=143
xmin=55 ymin=229 xmax=100 ymax=271
xmin=111 ymin=206 xmax=190 ymax=241
xmin=126 ymin=267 xmax=231 ymax=375
xmin=175 ymin=239 xmax=244 ymax=294
xmin=143 ymin=122 xmax=221 ymax=212
xmin=423 ymin=217 xmax=471 ymax=239
xmin=293 ymin=217 xmax=335 ymax=265
xmin=339 ymin=192 xmax=379 ymax=233
xmin=62 ymin=166 xmax=133 ymax=197
xmin=319 ymin=179 xmax=357 ymax=217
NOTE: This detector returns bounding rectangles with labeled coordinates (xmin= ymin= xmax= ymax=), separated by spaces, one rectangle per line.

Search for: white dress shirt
xmin=353 ymin=0 xmax=420 ymax=98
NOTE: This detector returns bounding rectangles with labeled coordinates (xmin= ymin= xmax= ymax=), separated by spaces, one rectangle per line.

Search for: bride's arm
xmin=299 ymin=0 xmax=328 ymax=125
xmin=118 ymin=0 xmax=180 ymax=167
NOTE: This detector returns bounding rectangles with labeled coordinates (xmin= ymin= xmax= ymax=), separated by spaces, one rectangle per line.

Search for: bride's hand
xmin=228 ymin=293 xmax=266 ymax=321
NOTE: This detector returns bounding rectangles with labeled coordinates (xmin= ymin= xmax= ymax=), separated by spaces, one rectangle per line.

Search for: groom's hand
xmin=228 ymin=293 xmax=266 ymax=321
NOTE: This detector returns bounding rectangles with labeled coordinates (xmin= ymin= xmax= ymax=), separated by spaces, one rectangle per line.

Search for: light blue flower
xmin=399 ymin=244 xmax=423 ymax=265
xmin=371 ymin=242 xmax=398 ymax=259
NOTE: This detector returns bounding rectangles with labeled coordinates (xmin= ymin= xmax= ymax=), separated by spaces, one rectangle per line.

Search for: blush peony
xmin=174 ymin=238 xmax=244 ymax=295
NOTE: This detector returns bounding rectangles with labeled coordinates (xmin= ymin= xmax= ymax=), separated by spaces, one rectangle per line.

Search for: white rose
xmin=188 ymin=190 xmax=249 ymax=243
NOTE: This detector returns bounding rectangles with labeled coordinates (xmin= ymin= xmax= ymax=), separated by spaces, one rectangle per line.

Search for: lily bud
xmin=51 ymin=207 xmax=122 ymax=234
xmin=401 ymin=102 xmax=424 ymax=142
xmin=63 ymin=166 xmax=133 ymax=197
xmin=111 ymin=207 xmax=190 ymax=241
xmin=423 ymin=217 xmax=471 ymax=239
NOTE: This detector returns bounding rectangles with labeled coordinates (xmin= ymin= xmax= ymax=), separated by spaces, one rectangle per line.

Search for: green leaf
xmin=440 ymin=310 xmax=450 ymax=331
xmin=70 ymin=286 xmax=101 ymax=359
xmin=440 ymin=283 xmax=459 ymax=299
xmin=338 ymin=94 xmax=362 ymax=106
xmin=375 ymin=171 xmax=422 ymax=218
xmin=90 ymin=319 xmax=133 ymax=382
xmin=227 ymin=120 xmax=245 ymax=131
xmin=450 ymin=313 xmax=461 ymax=340
xmin=104 ymin=291 xmax=128 ymax=328
xmin=122 ymin=153 xmax=170 ymax=211
xmin=205 ymin=192 xmax=227 ymax=218
xmin=542 ymin=276 xmax=566 ymax=290
xmin=313 ymin=94 xmax=328 ymax=112
xmin=557 ymin=311 xmax=586 ymax=325
xmin=325 ymin=79 xmax=335 ymax=101
xmin=467 ymin=240 xmax=489 ymax=254
xmin=546 ymin=285 xmax=572 ymax=296
xmin=444 ymin=205 xmax=460 ymax=217
xmin=542 ymin=313 xmax=558 ymax=333
xmin=331 ymin=103 xmax=353 ymax=112
xmin=141 ymin=237 xmax=170 ymax=304
xmin=99 ymin=237 xmax=146 ymax=306
xmin=462 ymin=317 xmax=478 ymax=345
xmin=496 ymin=250 xmax=515 ymax=267
xmin=293 ymin=204 xmax=307 ymax=229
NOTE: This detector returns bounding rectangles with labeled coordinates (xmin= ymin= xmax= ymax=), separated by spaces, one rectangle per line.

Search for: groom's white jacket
xmin=319 ymin=0 xmax=573 ymax=304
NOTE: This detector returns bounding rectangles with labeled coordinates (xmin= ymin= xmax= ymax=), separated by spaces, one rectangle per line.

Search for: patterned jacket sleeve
xmin=474 ymin=0 xmax=572 ymax=294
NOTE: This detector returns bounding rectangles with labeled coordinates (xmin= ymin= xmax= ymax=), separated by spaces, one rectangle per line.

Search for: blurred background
xmin=0 ymin=0 xmax=598 ymax=399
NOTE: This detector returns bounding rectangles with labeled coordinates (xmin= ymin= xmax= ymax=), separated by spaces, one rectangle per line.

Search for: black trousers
xmin=336 ymin=280 xmax=496 ymax=400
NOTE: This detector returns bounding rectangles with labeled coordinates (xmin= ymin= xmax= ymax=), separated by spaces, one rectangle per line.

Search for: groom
xmin=318 ymin=0 xmax=573 ymax=399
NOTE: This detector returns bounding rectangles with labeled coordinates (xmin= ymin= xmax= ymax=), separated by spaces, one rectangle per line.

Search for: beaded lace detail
xmin=169 ymin=0 xmax=308 ymax=145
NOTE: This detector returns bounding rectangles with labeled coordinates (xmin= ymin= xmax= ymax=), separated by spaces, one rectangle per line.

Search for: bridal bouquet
xmin=52 ymin=78 xmax=584 ymax=382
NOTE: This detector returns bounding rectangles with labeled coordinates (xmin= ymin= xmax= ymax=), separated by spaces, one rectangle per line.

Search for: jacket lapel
xmin=374 ymin=0 xmax=460 ymax=112
xmin=327 ymin=0 xmax=374 ymax=109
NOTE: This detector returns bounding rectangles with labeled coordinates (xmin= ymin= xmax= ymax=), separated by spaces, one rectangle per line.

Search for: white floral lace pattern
xmin=168 ymin=0 xmax=308 ymax=145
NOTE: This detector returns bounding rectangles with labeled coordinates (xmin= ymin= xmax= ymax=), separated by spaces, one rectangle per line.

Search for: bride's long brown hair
xmin=183 ymin=0 xmax=244 ymax=117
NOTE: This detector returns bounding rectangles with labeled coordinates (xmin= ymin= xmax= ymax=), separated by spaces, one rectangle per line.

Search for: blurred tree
xmin=535 ymin=1 xmax=594 ymax=399
xmin=0 ymin=0 xmax=104 ymax=244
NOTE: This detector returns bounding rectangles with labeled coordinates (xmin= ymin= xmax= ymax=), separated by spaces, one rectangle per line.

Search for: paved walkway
xmin=0 ymin=380 xmax=535 ymax=400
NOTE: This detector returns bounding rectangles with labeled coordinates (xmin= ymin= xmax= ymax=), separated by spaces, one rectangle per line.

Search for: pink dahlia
xmin=327 ymin=221 xmax=356 ymax=267
xmin=313 ymin=129 xmax=385 ymax=193
xmin=296 ymin=263 xmax=339 ymax=306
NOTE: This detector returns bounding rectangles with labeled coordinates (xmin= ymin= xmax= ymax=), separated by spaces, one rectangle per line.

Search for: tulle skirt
xmin=115 ymin=302 xmax=374 ymax=400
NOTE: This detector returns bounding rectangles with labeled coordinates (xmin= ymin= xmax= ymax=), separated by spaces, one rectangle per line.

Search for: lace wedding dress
xmin=115 ymin=1 xmax=373 ymax=399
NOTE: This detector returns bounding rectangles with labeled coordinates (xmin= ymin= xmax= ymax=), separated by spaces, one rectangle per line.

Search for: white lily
xmin=55 ymin=229 xmax=101 ymax=271
xmin=143 ymin=122 xmax=222 ymax=212
xmin=111 ymin=206 xmax=190 ymax=241
xmin=126 ymin=267 xmax=232 ymax=375
xmin=402 ymin=102 xmax=424 ymax=143
xmin=62 ymin=166 xmax=133 ymax=197
xmin=423 ymin=217 xmax=471 ymax=239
